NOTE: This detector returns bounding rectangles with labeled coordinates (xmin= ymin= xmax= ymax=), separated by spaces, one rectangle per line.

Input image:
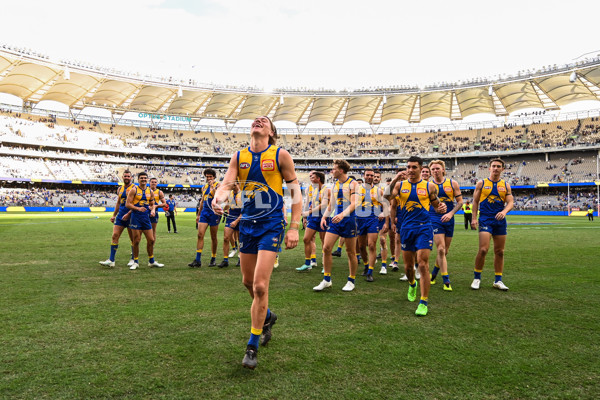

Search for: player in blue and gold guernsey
xmin=126 ymin=172 xmax=164 ymax=270
xmin=356 ymin=169 xmax=387 ymax=282
xmin=212 ymin=116 xmax=301 ymax=370
xmin=297 ymin=171 xmax=330 ymax=272
xmin=149 ymin=178 xmax=166 ymax=242
xmin=218 ymin=182 xmax=242 ymax=268
xmin=313 ymin=159 xmax=360 ymax=293
xmin=470 ymin=158 xmax=514 ymax=291
xmin=428 ymin=160 xmax=463 ymax=292
xmin=99 ymin=169 xmax=136 ymax=268
xmin=188 ymin=169 xmax=220 ymax=268
xmin=386 ymin=156 xmax=446 ymax=316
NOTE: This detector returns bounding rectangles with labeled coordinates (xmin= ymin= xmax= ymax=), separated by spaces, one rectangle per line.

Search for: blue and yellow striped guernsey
xmin=430 ymin=178 xmax=454 ymax=222
xmin=202 ymin=181 xmax=217 ymax=203
xmin=307 ymin=184 xmax=326 ymax=219
xmin=332 ymin=177 xmax=356 ymax=218
xmin=237 ymin=144 xmax=284 ymax=221
xmin=479 ymin=178 xmax=507 ymax=217
xmin=357 ymin=185 xmax=381 ymax=218
xmin=132 ymin=186 xmax=154 ymax=211
xmin=117 ymin=183 xmax=134 ymax=211
xmin=397 ymin=179 xmax=431 ymax=228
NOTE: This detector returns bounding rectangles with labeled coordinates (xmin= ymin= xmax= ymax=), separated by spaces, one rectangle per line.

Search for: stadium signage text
xmin=138 ymin=113 xmax=192 ymax=122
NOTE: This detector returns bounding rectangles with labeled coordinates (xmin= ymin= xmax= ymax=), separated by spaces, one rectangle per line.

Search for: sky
xmin=1 ymin=0 xmax=600 ymax=92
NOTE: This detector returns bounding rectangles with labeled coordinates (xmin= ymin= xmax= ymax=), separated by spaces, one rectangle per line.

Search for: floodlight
xmin=280 ymin=94 xmax=284 ymax=105
xmin=177 ymin=87 xmax=183 ymax=97
xmin=488 ymin=86 xmax=493 ymax=96
xmin=63 ymin=66 xmax=70 ymax=80
xmin=383 ymin=94 xmax=387 ymax=105
xmin=569 ymin=71 xmax=577 ymax=83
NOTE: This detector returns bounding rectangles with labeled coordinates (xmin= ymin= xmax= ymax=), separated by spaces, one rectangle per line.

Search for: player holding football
xmin=212 ymin=116 xmax=301 ymax=370
xmin=470 ymin=158 xmax=514 ymax=291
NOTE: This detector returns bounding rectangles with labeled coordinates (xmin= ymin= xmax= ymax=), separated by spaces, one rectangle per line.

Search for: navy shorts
xmin=239 ymin=218 xmax=285 ymax=254
xmin=225 ymin=216 xmax=240 ymax=230
xmin=400 ymin=224 xmax=433 ymax=252
xmin=479 ymin=217 xmax=507 ymax=236
xmin=327 ymin=216 xmax=357 ymax=238
xmin=432 ymin=218 xmax=455 ymax=238
xmin=130 ymin=211 xmax=152 ymax=231
xmin=149 ymin=214 xmax=159 ymax=224
xmin=199 ymin=209 xmax=221 ymax=226
xmin=114 ymin=209 xmax=130 ymax=228
xmin=377 ymin=218 xmax=386 ymax=232
xmin=306 ymin=216 xmax=327 ymax=232
xmin=357 ymin=216 xmax=379 ymax=236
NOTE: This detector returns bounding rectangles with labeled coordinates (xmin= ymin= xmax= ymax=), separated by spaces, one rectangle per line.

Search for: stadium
xmin=1 ymin=2 xmax=599 ymax=398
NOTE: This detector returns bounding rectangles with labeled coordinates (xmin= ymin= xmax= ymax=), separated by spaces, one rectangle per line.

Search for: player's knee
xmin=418 ymin=261 xmax=429 ymax=272
xmin=368 ymin=242 xmax=376 ymax=253
xmin=437 ymin=246 xmax=446 ymax=257
xmin=346 ymin=249 xmax=356 ymax=258
xmin=111 ymin=234 xmax=120 ymax=243
xmin=322 ymin=243 xmax=334 ymax=253
xmin=303 ymin=235 xmax=312 ymax=246
xmin=494 ymin=248 xmax=505 ymax=258
xmin=242 ymin=278 xmax=253 ymax=291
xmin=253 ymin=281 xmax=268 ymax=298
xmin=479 ymin=247 xmax=489 ymax=257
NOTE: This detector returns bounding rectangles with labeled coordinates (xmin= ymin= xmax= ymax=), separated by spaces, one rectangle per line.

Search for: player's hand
xmin=301 ymin=210 xmax=309 ymax=217
xmin=122 ymin=213 xmax=130 ymax=221
xmin=471 ymin=220 xmax=479 ymax=229
xmin=110 ymin=216 xmax=116 ymax=223
xmin=436 ymin=203 xmax=447 ymax=214
xmin=320 ymin=217 xmax=328 ymax=230
xmin=302 ymin=217 xmax=307 ymax=228
xmin=150 ymin=210 xmax=155 ymax=217
xmin=285 ymin=229 xmax=299 ymax=249
xmin=378 ymin=212 xmax=385 ymax=220
xmin=495 ymin=211 xmax=506 ymax=220
xmin=331 ymin=214 xmax=344 ymax=224
xmin=231 ymin=220 xmax=238 ymax=228
xmin=196 ymin=215 xmax=200 ymax=223
xmin=381 ymin=224 xmax=389 ymax=234
xmin=211 ymin=198 xmax=225 ymax=215
xmin=392 ymin=224 xmax=397 ymax=234
xmin=441 ymin=212 xmax=452 ymax=223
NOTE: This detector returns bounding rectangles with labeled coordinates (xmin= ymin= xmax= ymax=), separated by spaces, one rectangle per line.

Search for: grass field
xmin=0 ymin=212 xmax=599 ymax=399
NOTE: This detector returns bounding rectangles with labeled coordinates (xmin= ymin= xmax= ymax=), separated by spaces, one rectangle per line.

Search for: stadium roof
xmin=2 ymin=48 xmax=600 ymax=125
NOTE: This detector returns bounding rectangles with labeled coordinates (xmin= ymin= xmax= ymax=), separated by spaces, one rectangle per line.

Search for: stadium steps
xmin=516 ymin=162 xmax=525 ymax=178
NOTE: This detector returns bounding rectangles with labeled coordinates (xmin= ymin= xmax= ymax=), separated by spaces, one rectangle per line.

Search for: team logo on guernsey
xmin=401 ymin=189 xmax=410 ymax=194
xmin=484 ymin=186 xmax=492 ymax=190
xmin=498 ymin=186 xmax=506 ymax=192
xmin=240 ymin=162 xmax=250 ymax=169
xmin=417 ymin=188 xmax=427 ymax=196
xmin=444 ymin=186 xmax=453 ymax=193
xmin=261 ymin=159 xmax=275 ymax=171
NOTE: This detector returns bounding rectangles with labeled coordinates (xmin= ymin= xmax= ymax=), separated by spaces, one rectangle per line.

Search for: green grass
xmin=0 ymin=213 xmax=599 ymax=399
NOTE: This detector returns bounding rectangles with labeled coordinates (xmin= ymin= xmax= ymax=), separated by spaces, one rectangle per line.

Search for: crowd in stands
xmin=0 ymin=187 xmax=199 ymax=208
xmin=2 ymin=186 xmax=596 ymax=213
xmin=3 ymin=108 xmax=600 ymax=159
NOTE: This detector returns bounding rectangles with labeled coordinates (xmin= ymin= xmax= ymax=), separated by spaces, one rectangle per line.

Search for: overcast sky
xmin=1 ymin=0 xmax=599 ymax=92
